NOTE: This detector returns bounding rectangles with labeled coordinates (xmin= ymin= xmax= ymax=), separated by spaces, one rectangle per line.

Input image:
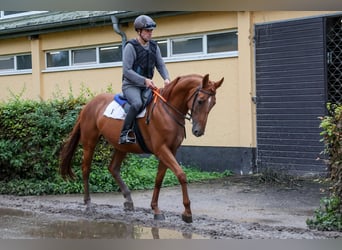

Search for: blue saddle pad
xmin=114 ymin=94 xmax=128 ymax=107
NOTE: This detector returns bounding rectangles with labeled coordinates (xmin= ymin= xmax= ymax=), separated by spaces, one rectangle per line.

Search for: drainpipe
xmin=111 ymin=15 xmax=127 ymax=54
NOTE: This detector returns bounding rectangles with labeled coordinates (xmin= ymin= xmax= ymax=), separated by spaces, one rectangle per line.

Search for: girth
xmin=133 ymin=120 xmax=151 ymax=154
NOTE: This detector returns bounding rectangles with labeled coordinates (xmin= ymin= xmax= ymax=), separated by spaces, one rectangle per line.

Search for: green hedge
xmin=0 ymin=95 xmax=86 ymax=181
xmin=307 ymin=104 xmax=342 ymax=231
xmin=320 ymin=104 xmax=342 ymax=199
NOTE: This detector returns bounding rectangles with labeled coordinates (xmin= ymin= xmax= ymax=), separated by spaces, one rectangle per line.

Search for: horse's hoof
xmin=182 ymin=214 xmax=193 ymax=223
xmin=124 ymin=201 xmax=134 ymax=211
xmin=85 ymin=204 xmax=95 ymax=214
xmin=154 ymin=213 xmax=165 ymax=220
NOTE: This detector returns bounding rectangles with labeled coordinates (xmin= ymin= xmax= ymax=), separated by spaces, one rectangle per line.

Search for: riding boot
xmin=119 ymin=107 xmax=138 ymax=144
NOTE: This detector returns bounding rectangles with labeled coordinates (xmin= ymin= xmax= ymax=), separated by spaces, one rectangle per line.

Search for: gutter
xmin=111 ymin=15 xmax=127 ymax=53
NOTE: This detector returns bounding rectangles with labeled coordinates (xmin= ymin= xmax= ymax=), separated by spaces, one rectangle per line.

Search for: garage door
xmin=255 ymin=17 xmax=327 ymax=176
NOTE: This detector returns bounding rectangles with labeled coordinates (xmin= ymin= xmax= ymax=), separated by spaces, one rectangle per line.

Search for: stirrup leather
xmin=119 ymin=129 xmax=136 ymax=144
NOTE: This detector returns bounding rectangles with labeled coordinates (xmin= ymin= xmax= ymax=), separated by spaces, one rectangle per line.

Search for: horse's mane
xmin=161 ymin=74 xmax=203 ymax=100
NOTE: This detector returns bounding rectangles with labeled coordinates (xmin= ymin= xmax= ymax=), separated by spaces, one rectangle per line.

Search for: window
xmin=157 ymin=40 xmax=168 ymax=58
xmin=46 ymin=51 xmax=69 ymax=67
xmin=16 ymin=54 xmax=32 ymax=70
xmin=44 ymin=30 xmax=237 ymax=72
xmin=46 ymin=44 xmax=122 ymax=70
xmin=0 ymin=56 xmax=14 ymax=71
xmin=172 ymin=37 xmax=203 ymax=55
xmin=99 ymin=45 xmax=122 ymax=63
xmin=3 ymin=11 xmax=27 ymax=16
xmin=156 ymin=30 xmax=238 ymax=61
xmin=0 ymin=54 xmax=32 ymax=73
xmin=0 ymin=11 xmax=48 ymax=19
xmin=207 ymin=32 xmax=237 ymax=53
xmin=72 ymin=48 xmax=96 ymax=65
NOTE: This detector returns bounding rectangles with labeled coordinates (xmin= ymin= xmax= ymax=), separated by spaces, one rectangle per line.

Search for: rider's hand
xmin=145 ymin=78 xmax=157 ymax=90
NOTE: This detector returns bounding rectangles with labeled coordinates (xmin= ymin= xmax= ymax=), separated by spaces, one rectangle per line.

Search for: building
xmin=1 ymin=11 xmax=341 ymax=176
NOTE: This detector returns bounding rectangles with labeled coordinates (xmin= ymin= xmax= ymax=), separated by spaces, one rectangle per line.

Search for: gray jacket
xmin=122 ymin=39 xmax=170 ymax=91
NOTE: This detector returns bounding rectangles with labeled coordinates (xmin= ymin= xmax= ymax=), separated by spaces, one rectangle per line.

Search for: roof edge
xmin=0 ymin=11 xmax=189 ymax=40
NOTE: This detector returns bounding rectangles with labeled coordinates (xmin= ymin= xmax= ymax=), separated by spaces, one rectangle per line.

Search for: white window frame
xmin=0 ymin=53 xmax=32 ymax=76
xmin=71 ymin=48 xmax=97 ymax=66
xmin=43 ymin=30 xmax=237 ymax=72
xmin=170 ymin=36 xmax=204 ymax=57
xmin=0 ymin=11 xmax=48 ymax=19
xmin=157 ymin=29 xmax=238 ymax=63
xmin=44 ymin=44 xmax=123 ymax=72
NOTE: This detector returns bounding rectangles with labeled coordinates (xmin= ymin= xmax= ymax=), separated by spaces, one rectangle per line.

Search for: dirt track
xmin=1 ymin=175 xmax=342 ymax=239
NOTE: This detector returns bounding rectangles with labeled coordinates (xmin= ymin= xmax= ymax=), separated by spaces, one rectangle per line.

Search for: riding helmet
xmin=134 ymin=15 xmax=156 ymax=31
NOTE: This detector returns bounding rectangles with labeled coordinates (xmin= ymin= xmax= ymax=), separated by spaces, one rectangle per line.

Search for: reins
xmin=155 ymin=87 xmax=193 ymax=121
xmin=146 ymin=86 xmax=215 ymax=135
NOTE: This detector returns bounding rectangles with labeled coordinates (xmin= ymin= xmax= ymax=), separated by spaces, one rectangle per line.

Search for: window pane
xmin=157 ymin=40 xmax=167 ymax=57
xmin=72 ymin=48 xmax=96 ymax=65
xmin=47 ymin=51 xmax=69 ymax=67
xmin=99 ymin=45 xmax=122 ymax=63
xmin=3 ymin=11 xmax=28 ymax=16
xmin=172 ymin=37 xmax=202 ymax=55
xmin=0 ymin=56 xmax=14 ymax=70
xmin=207 ymin=32 xmax=238 ymax=53
xmin=17 ymin=54 xmax=32 ymax=70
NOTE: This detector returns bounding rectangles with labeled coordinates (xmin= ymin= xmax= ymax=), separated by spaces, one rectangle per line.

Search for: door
xmin=254 ymin=17 xmax=327 ymax=175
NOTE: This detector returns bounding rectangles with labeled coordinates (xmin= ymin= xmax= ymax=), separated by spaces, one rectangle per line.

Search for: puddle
xmin=242 ymin=218 xmax=282 ymax=224
xmin=0 ymin=207 xmax=206 ymax=239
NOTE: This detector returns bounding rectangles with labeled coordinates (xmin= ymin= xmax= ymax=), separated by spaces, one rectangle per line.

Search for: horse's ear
xmin=202 ymin=74 xmax=210 ymax=87
xmin=214 ymin=77 xmax=224 ymax=89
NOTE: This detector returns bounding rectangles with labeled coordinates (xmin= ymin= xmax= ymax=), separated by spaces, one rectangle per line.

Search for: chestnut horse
xmin=59 ymin=74 xmax=223 ymax=223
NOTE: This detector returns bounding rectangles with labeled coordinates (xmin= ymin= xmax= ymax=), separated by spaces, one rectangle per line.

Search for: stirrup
xmin=119 ymin=129 xmax=136 ymax=144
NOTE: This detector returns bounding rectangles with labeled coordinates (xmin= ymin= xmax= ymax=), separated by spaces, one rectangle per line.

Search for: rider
xmin=119 ymin=15 xmax=170 ymax=144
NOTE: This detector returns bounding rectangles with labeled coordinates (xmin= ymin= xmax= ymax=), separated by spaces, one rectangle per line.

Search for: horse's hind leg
xmin=82 ymin=144 xmax=97 ymax=206
xmin=151 ymin=162 xmax=167 ymax=220
xmin=108 ymin=150 xmax=134 ymax=211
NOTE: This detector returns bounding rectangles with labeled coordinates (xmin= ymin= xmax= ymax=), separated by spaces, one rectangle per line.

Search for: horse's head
xmin=189 ymin=74 xmax=224 ymax=137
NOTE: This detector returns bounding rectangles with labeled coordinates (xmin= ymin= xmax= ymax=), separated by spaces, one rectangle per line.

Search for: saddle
xmin=114 ymin=88 xmax=153 ymax=153
xmin=114 ymin=88 xmax=153 ymax=114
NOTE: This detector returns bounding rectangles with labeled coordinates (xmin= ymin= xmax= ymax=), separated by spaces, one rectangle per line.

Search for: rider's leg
xmin=119 ymin=106 xmax=138 ymax=144
xmin=119 ymin=87 xmax=143 ymax=144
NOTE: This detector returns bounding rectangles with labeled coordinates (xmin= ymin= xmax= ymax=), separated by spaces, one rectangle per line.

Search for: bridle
xmin=147 ymin=86 xmax=215 ymax=135
xmin=188 ymin=87 xmax=216 ymax=120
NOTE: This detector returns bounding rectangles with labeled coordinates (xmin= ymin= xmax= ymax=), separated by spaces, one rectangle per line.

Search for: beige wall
xmin=1 ymin=11 xmax=339 ymax=148
xmin=252 ymin=11 xmax=339 ymax=24
xmin=0 ymin=37 xmax=31 ymax=54
xmin=0 ymin=74 xmax=33 ymax=99
xmin=0 ymin=37 xmax=33 ymax=99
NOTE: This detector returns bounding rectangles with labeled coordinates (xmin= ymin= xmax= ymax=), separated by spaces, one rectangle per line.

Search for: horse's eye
xmin=197 ymin=100 xmax=204 ymax=105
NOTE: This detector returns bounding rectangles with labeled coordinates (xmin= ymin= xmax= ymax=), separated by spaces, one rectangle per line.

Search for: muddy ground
xmin=1 ymin=175 xmax=342 ymax=239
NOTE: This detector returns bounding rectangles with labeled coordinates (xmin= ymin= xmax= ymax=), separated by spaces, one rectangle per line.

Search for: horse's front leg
xmin=108 ymin=150 xmax=134 ymax=211
xmin=151 ymin=162 xmax=167 ymax=220
xmin=156 ymin=147 xmax=192 ymax=223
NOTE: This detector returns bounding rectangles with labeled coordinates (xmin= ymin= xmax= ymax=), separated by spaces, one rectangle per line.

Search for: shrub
xmin=307 ymin=104 xmax=342 ymax=231
xmin=307 ymin=195 xmax=342 ymax=231
xmin=0 ymin=95 xmax=86 ymax=181
xmin=319 ymin=104 xmax=342 ymax=202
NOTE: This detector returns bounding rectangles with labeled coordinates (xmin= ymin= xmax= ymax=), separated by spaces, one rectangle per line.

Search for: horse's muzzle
xmin=192 ymin=124 xmax=204 ymax=137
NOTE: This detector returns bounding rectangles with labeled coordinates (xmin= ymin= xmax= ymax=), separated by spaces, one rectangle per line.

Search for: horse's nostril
xmin=193 ymin=129 xmax=203 ymax=137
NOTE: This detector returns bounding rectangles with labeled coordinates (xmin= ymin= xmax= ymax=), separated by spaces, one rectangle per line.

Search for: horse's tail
xmin=59 ymin=115 xmax=81 ymax=180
